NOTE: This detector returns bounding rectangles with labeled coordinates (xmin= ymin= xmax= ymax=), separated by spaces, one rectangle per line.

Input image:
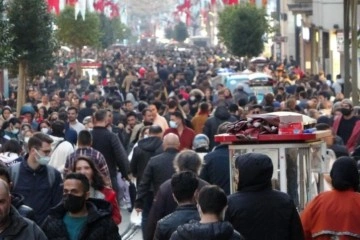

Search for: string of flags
xmin=47 ymin=0 xmax=120 ymax=20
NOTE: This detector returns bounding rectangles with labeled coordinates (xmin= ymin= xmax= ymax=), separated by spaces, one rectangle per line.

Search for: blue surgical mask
xmin=169 ymin=120 xmax=178 ymax=129
xmin=35 ymin=149 xmax=51 ymax=165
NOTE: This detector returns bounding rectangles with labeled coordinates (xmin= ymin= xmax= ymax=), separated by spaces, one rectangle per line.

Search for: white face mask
xmin=41 ymin=128 xmax=49 ymax=134
xmin=143 ymin=134 xmax=149 ymax=138
xmin=11 ymin=129 xmax=19 ymax=135
xmin=24 ymin=137 xmax=30 ymax=144
xmin=169 ymin=120 xmax=178 ymax=129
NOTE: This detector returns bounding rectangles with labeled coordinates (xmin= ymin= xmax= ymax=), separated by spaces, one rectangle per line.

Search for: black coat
xmin=147 ymin=178 xmax=209 ymax=240
xmin=225 ymin=153 xmax=304 ymax=240
xmin=170 ymin=220 xmax=244 ymax=240
xmin=91 ymin=126 xmax=129 ymax=179
xmin=200 ymin=144 xmax=230 ymax=195
xmin=135 ymin=148 xmax=178 ymax=209
xmin=130 ymin=136 xmax=163 ymax=186
xmin=154 ymin=204 xmax=200 ymax=240
xmin=203 ymin=106 xmax=237 ymax=150
xmin=0 ymin=206 xmax=47 ymax=240
xmin=12 ymin=193 xmax=35 ymax=221
xmin=41 ymin=198 xmax=121 ymax=240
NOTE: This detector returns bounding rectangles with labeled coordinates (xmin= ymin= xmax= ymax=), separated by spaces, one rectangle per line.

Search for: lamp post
xmin=350 ymin=0 xmax=358 ymax=105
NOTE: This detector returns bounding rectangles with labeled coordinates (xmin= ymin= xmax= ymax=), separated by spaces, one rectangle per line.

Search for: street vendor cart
xmin=215 ymin=112 xmax=332 ymax=210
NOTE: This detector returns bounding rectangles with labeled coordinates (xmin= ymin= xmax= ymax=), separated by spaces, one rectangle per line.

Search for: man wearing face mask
xmin=163 ymin=111 xmax=195 ymax=150
xmin=42 ymin=173 xmax=121 ymax=240
xmin=333 ymin=99 xmax=360 ymax=153
xmin=8 ymin=133 xmax=63 ymax=225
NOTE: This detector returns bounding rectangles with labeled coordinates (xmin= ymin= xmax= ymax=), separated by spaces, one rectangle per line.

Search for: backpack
xmin=9 ymin=162 xmax=56 ymax=189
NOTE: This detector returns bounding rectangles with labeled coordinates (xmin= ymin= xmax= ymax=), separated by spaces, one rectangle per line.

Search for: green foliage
xmin=174 ymin=22 xmax=189 ymax=42
xmin=8 ymin=0 xmax=57 ymax=75
xmin=165 ymin=27 xmax=174 ymax=40
xmin=56 ymin=6 xmax=100 ymax=49
xmin=218 ymin=3 xmax=269 ymax=57
xmin=0 ymin=0 xmax=14 ymax=67
xmin=99 ymin=15 xmax=129 ymax=48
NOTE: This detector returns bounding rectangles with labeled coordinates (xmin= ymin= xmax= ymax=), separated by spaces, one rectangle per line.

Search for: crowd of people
xmin=0 ymin=45 xmax=358 ymax=239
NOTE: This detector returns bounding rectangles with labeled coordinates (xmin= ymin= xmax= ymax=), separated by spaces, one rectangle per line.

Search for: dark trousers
xmin=141 ymin=192 xmax=154 ymax=240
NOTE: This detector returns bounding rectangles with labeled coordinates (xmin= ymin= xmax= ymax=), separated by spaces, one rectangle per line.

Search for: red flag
xmin=110 ymin=2 xmax=119 ymax=18
xmin=94 ymin=0 xmax=105 ymax=12
xmin=104 ymin=1 xmax=119 ymax=19
xmin=176 ymin=0 xmax=192 ymax=26
xmin=48 ymin=0 xmax=60 ymax=14
xmin=223 ymin=0 xmax=238 ymax=5
xmin=67 ymin=0 xmax=77 ymax=6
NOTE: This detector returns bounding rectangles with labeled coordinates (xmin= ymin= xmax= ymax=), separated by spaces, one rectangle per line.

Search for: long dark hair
xmin=72 ymin=156 xmax=106 ymax=191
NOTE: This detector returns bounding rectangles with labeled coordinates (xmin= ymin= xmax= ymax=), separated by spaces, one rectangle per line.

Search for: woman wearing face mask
xmin=3 ymin=118 xmax=21 ymax=141
xmin=73 ymin=156 xmax=121 ymax=225
xmin=0 ymin=106 xmax=14 ymax=126
xmin=22 ymin=129 xmax=34 ymax=155
xmin=38 ymin=120 xmax=51 ymax=135
xmin=0 ymin=139 xmax=23 ymax=167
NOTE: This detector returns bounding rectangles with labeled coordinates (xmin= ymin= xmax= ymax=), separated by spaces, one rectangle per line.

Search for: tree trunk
xmin=75 ymin=47 xmax=82 ymax=77
xmin=16 ymin=60 xmax=27 ymax=116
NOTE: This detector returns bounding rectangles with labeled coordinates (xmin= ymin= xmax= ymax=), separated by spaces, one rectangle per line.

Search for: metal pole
xmin=344 ymin=0 xmax=351 ymax=98
xmin=351 ymin=0 xmax=359 ymax=105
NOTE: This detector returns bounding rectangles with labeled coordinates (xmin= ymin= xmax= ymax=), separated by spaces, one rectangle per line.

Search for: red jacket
xmin=164 ymin=127 xmax=195 ymax=150
xmin=101 ymin=187 xmax=121 ymax=225
xmin=301 ymin=190 xmax=360 ymax=239
xmin=332 ymin=115 xmax=360 ymax=153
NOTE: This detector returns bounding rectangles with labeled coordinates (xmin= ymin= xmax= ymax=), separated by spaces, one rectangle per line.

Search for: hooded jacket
xmin=170 ymin=220 xmax=244 ymax=240
xmin=0 ymin=206 xmax=47 ymax=240
xmin=0 ymin=152 xmax=23 ymax=167
xmin=200 ymin=144 xmax=231 ymax=195
xmin=203 ymin=106 xmax=237 ymax=150
xmin=225 ymin=153 xmax=304 ymax=240
xmin=49 ymin=135 xmax=74 ymax=173
xmin=130 ymin=136 xmax=163 ymax=186
xmin=41 ymin=198 xmax=121 ymax=240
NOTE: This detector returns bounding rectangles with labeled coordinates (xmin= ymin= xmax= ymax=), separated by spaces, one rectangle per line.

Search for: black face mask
xmin=341 ymin=108 xmax=352 ymax=116
xmin=63 ymin=194 xmax=86 ymax=213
